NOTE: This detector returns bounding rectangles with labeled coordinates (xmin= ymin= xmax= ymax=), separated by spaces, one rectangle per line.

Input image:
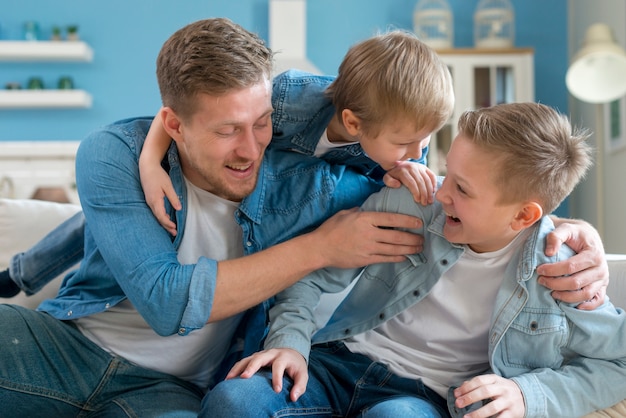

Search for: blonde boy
xmin=205 ymin=102 xmax=626 ymax=418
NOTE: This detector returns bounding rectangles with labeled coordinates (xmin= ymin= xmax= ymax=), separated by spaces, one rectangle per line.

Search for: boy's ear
xmin=511 ymin=202 xmax=543 ymax=231
xmin=161 ymin=107 xmax=183 ymax=141
xmin=341 ymin=109 xmax=362 ymax=136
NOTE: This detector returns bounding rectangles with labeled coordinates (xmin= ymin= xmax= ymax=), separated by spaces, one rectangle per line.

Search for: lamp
xmin=566 ymin=23 xmax=626 ymax=239
xmin=566 ymin=23 xmax=626 ymax=104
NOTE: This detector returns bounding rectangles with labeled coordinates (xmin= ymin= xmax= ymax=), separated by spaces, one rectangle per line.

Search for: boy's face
xmin=435 ymin=134 xmax=525 ymax=253
xmin=359 ymin=123 xmax=432 ymax=171
xmin=170 ymin=79 xmax=273 ymax=202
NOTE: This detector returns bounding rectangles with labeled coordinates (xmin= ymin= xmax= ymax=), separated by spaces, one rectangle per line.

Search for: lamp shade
xmin=566 ymin=23 xmax=626 ymax=104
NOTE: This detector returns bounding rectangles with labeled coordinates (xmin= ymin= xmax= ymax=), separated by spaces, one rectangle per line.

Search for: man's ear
xmin=161 ymin=107 xmax=183 ymax=141
xmin=511 ymin=202 xmax=543 ymax=231
xmin=341 ymin=109 xmax=362 ymax=137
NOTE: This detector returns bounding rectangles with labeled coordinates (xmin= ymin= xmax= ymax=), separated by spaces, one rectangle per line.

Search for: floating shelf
xmin=0 ymin=41 xmax=93 ymax=62
xmin=0 ymin=90 xmax=92 ymax=109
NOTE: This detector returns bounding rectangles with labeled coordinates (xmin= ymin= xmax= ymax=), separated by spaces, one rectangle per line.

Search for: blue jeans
xmin=9 ymin=212 xmax=85 ymax=295
xmin=201 ymin=342 xmax=448 ymax=418
xmin=0 ymin=304 xmax=203 ymax=417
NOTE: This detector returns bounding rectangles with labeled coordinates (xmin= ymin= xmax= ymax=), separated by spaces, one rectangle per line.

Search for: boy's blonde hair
xmin=458 ymin=102 xmax=592 ymax=214
xmin=156 ymin=18 xmax=273 ymax=121
xmin=326 ymin=30 xmax=454 ymax=138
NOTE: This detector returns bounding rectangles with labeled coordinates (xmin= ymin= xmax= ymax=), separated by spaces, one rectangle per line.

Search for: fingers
xmin=454 ymin=375 xmax=525 ymax=418
xmin=366 ymin=211 xmax=423 ymax=230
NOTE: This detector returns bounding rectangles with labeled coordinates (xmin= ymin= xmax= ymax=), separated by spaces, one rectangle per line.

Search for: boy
xmin=205 ymin=102 xmax=626 ymax=418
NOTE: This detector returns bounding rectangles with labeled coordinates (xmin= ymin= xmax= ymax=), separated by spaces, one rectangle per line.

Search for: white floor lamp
xmin=566 ymin=23 xmax=626 ymax=239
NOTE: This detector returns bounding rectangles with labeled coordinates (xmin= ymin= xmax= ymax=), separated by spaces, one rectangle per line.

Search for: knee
xmin=363 ymin=397 xmax=444 ymax=418
xmin=201 ymin=374 xmax=275 ymax=417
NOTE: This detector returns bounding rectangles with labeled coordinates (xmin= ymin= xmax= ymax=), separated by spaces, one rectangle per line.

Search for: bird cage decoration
xmin=413 ymin=0 xmax=453 ymax=50
xmin=474 ymin=0 xmax=514 ymax=49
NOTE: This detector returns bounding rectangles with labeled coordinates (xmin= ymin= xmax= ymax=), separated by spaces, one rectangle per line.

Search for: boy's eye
xmin=456 ymin=184 xmax=466 ymax=194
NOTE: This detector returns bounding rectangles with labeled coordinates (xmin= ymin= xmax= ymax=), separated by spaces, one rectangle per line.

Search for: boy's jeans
xmin=9 ymin=212 xmax=85 ymax=294
xmin=201 ymin=341 xmax=449 ymax=418
xmin=0 ymin=304 xmax=203 ymax=417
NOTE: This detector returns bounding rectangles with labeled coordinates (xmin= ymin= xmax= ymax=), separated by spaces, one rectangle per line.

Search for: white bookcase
xmin=429 ymin=48 xmax=535 ymax=174
xmin=0 ymin=141 xmax=80 ymax=204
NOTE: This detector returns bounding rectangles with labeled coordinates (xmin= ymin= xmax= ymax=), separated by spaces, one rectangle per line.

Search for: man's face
xmin=173 ymin=80 xmax=273 ymax=202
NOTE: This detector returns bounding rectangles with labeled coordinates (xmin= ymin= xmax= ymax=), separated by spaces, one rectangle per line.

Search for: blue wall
xmin=1 ymin=0 xmax=569 ymax=215
xmin=1 ymin=0 xmax=567 ymax=141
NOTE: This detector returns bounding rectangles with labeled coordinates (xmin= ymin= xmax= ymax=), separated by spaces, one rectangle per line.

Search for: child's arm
xmin=383 ymin=160 xmax=437 ymax=206
xmin=139 ymin=109 xmax=181 ymax=236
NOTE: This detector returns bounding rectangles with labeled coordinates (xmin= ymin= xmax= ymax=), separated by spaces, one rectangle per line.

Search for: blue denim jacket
xmin=38 ymin=117 xmax=381 ymax=345
xmin=271 ymin=69 xmax=427 ymax=179
xmin=266 ymin=185 xmax=626 ymax=417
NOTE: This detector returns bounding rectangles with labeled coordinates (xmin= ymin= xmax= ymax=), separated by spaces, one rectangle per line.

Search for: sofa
xmin=1 ymin=197 xmax=625 ymax=417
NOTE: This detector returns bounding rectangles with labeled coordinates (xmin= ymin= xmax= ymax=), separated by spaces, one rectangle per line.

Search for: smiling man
xmin=0 ymin=18 xmax=423 ymax=416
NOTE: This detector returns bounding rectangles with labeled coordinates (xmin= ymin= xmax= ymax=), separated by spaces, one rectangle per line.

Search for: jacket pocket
xmin=500 ymin=308 xmax=567 ymax=369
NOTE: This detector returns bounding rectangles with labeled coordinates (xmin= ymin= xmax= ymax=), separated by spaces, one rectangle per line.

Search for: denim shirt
xmin=38 ymin=117 xmax=381 ymax=348
xmin=271 ymin=69 xmax=428 ymax=180
xmin=266 ymin=184 xmax=626 ymax=417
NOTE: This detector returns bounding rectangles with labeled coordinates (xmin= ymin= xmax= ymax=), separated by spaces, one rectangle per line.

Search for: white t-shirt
xmin=313 ymin=129 xmax=359 ymax=157
xmin=76 ymin=177 xmax=244 ymax=389
xmin=345 ymin=230 xmax=530 ymax=397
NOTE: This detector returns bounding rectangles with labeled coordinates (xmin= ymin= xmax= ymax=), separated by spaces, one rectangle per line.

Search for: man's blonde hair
xmin=458 ymin=102 xmax=592 ymax=214
xmin=326 ymin=29 xmax=454 ymax=137
xmin=156 ymin=18 xmax=273 ymax=121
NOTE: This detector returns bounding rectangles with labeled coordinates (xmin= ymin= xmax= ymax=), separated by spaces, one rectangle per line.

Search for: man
xmin=0 ymin=18 xmax=608 ymax=417
xmin=0 ymin=18 xmax=422 ymax=417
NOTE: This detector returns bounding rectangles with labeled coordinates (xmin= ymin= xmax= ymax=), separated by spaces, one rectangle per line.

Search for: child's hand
xmin=383 ymin=161 xmax=436 ymax=206
xmin=453 ymin=374 xmax=525 ymax=418
xmin=139 ymin=160 xmax=181 ymax=236
xmin=226 ymin=348 xmax=309 ymax=401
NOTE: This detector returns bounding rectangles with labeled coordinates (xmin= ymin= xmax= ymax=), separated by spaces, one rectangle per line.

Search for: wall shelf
xmin=0 ymin=41 xmax=93 ymax=62
xmin=0 ymin=90 xmax=92 ymax=109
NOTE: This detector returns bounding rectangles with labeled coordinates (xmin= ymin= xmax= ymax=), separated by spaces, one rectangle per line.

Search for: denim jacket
xmin=265 ymin=184 xmax=626 ymax=417
xmin=271 ymin=69 xmax=427 ymax=179
xmin=38 ymin=117 xmax=381 ymax=348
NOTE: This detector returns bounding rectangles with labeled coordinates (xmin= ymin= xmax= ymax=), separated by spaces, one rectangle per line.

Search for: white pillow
xmin=0 ymin=198 xmax=81 ymax=308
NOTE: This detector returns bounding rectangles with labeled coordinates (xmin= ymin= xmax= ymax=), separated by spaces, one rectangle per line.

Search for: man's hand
xmin=312 ymin=208 xmax=424 ymax=268
xmin=538 ymin=217 xmax=608 ymax=310
xmin=453 ymin=374 xmax=525 ymax=418
xmin=383 ymin=161 xmax=437 ymax=206
xmin=226 ymin=348 xmax=308 ymax=401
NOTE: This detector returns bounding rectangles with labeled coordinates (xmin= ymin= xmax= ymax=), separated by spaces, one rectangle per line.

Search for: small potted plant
xmin=51 ymin=26 xmax=62 ymax=41
xmin=66 ymin=25 xmax=79 ymax=41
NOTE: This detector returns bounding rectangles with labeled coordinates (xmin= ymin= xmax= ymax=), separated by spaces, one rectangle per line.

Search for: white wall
xmin=568 ymin=0 xmax=626 ymax=253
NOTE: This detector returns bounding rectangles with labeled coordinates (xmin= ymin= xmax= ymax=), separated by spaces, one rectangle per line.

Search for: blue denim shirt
xmin=38 ymin=117 xmax=381 ymax=344
xmin=271 ymin=69 xmax=427 ymax=179
xmin=266 ymin=184 xmax=626 ymax=417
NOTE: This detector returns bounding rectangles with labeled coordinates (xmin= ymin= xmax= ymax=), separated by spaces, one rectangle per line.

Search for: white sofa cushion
xmin=0 ymin=198 xmax=81 ymax=308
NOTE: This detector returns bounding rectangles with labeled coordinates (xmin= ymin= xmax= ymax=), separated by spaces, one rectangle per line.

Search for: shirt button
xmin=105 ymin=303 xmax=110 ymax=309
xmin=66 ymin=310 xmax=73 ymax=317
xmin=441 ymin=259 xmax=449 ymax=266
xmin=246 ymin=241 xmax=252 ymax=247
xmin=178 ymin=328 xmax=186 ymax=334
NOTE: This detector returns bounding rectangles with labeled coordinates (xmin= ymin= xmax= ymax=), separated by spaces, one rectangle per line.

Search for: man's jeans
xmin=0 ymin=305 xmax=203 ymax=417
xmin=201 ymin=342 xmax=448 ymax=418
